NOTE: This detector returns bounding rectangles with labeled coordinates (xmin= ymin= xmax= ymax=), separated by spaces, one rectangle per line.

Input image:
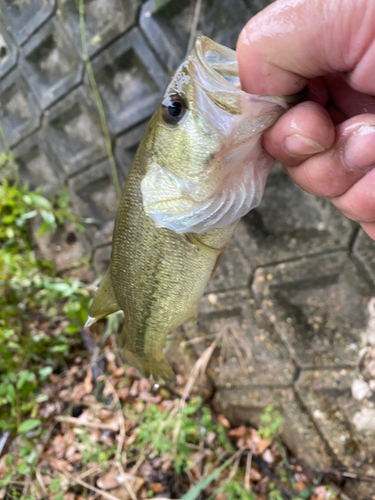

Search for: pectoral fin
xmin=185 ymin=233 xmax=224 ymax=255
xmin=209 ymin=252 xmax=224 ymax=280
xmin=86 ymin=268 xmax=121 ymax=328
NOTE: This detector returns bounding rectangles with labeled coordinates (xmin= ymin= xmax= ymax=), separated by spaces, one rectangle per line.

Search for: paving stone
xmin=12 ymin=132 xmax=63 ymax=197
xmin=68 ymin=159 xmax=124 ymax=245
xmin=86 ymin=28 xmax=167 ymax=135
xmin=205 ymin=234 xmax=253 ymax=294
xmin=213 ymin=386 xmax=332 ymax=468
xmin=353 ymin=229 xmax=375 ymax=286
xmin=252 ymin=252 xmax=373 ymax=368
xmin=43 ymin=86 xmax=106 ymax=176
xmin=141 ymin=0 xmax=253 ymax=73
xmin=114 ymin=120 xmax=149 ymax=179
xmin=0 ymin=0 xmax=55 ymax=46
xmin=0 ymin=69 xmax=41 ymax=147
xmin=57 ymin=0 xmax=141 ymax=57
xmin=234 ymin=165 xmax=355 ymax=266
xmin=0 ymin=17 xmax=18 ymax=79
xmin=296 ymin=369 xmax=375 ymax=470
xmin=195 ymin=289 xmax=295 ymax=387
xmin=20 ymin=18 xmax=84 ymax=109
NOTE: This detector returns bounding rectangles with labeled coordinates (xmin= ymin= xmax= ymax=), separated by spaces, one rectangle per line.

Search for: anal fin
xmin=86 ymin=268 xmax=121 ymax=328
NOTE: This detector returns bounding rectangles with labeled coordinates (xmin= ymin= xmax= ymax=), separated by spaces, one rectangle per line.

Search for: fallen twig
xmin=245 ymin=452 xmax=252 ymax=492
xmin=55 ymin=415 xmax=119 ymax=431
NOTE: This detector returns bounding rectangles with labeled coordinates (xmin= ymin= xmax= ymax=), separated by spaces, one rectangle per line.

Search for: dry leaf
xmin=50 ymin=458 xmax=74 ymax=473
xmin=0 ymin=457 xmax=8 ymax=479
xmin=295 ymin=481 xmax=308 ymax=491
xmin=150 ymin=482 xmax=163 ymax=493
xmin=130 ymin=380 xmax=139 ymax=397
xmin=63 ymin=493 xmax=75 ymax=500
xmin=217 ymin=414 xmax=231 ymax=428
xmin=97 ymin=471 xmax=120 ymax=490
xmin=255 ymin=437 xmax=270 ymax=455
xmin=250 ymin=468 xmax=262 ymax=481
xmin=41 ymin=403 xmax=57 ymax=419
xmin=262 ymin=449 xmax=274 ymax=463
xmin=99 ymin=409 xmax=112 ymax=421
xmin=228 ymin=426 xmax=246 ymax=437
xmin=117 ymin=387 xmax=130 ymax=403
xmin=113 ymin=367 xmax=125 ymax=377
xmin=111 ymin=476 xmax=145 ymax=500
xmin=83 ymin=369 xmax=93 ymax=394
xmin=139 ymin=378 xmax=151 ymax=392
xmin=71 ymin=383 xmax=86 ymax=403
xmin=51 ymin=434 xmax=66 ymax=458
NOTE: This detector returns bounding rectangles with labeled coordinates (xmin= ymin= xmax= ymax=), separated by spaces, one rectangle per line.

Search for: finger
xmin=324 ymin=74 xmax=375 ymax=117
xmin=263 ymin=101 xmax=335 ymax=165
xmin=360 ymin=222 xmax=375 ymax=241
xmin=237 ymin=0 xmax=375 ymax=95
xmin=331 ymin=168 xmax=375 ymax=222
xmin=283 ymin=114 xmax=375 ymax=198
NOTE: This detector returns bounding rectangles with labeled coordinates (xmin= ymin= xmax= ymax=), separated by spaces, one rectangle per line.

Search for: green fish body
xmin=86 ymin=37 xmax=296 ymax=380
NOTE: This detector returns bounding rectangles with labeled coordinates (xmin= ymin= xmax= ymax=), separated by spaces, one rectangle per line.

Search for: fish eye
xmin=161 ymin=95 xmax=188 ymax=125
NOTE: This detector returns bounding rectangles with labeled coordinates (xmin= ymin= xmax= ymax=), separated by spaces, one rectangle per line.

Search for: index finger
xmin=236 ymin=0 xmax=375 ymax=96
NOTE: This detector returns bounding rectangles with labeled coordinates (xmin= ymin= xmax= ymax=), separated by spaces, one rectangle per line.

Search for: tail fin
xmin=125 ymin=348 xmax=175 ymax=382
xmin=85 ymin=269 xmax=121 ymax=328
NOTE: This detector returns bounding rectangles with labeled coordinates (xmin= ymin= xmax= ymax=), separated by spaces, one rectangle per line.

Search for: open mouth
xmin=193 ymin=36 xmax=241 ymax=88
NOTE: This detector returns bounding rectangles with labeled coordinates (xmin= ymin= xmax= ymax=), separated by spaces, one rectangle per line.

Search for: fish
xmin=85 ymin=36 xmax=300 ymax=381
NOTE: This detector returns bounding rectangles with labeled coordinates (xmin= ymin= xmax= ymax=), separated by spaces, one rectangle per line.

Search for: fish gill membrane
xmin=86 ymin=36 xmax=302 ymax=382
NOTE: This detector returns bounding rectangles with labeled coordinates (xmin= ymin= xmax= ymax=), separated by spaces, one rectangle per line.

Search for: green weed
xmin=0 ymin=176 xmax=91 ymax=434
xmin=258 ymin=405 xmax=284 ymax=440
xmin=128 ymin=397 xmax=232 ymax=475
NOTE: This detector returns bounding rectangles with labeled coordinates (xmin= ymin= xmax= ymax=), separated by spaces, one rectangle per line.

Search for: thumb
xmin=237 ymin=0 xmax=375 ymax=96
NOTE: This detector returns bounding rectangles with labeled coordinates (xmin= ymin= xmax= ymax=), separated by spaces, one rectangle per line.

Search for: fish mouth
xmin=193 ymin=36 xmax=304 ymax=108
xmin=194 ymin=36 xmax=241 ymax=88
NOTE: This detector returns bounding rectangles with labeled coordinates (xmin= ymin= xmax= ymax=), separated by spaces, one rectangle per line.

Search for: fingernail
xmin=284 ymin=134 xmax=326 ymax=156
xmin=345 ymin=125 xmax=375 ymax=170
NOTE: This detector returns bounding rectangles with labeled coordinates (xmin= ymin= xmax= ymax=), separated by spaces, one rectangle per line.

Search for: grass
xmin=0 ymin=168 xmax=93 ymax=496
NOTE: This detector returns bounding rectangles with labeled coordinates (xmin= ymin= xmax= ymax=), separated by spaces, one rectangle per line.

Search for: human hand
xmin=237 ymin=0 xmax=375 ymax=240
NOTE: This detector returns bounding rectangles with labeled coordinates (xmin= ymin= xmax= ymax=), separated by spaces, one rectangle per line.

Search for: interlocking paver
xmin=20 ymin=18 xmax=84 ymax=109
xmin=252 ymin=252 xmax=372 ymax=368
xmin=296 ymin=369 xmax=375 ymax=469
xmin=0 ymin=0 xmax=55 ymax=45
xmin=213 ymin=386 xmax=332 ymax=468
xmin=0 ymin=69 xmax=41 ymax=147
xmin=43 ymin=86 xmax=106 ymax=176
xmin=57 ymin=0 xmax=141 ymax=57
xmin=234 ymin=165 xmax=355 ymax=266
xmin=86 ymin=28 xmax=167 ymax=135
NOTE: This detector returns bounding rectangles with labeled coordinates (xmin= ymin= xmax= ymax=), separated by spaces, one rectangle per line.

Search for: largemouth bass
xmin=86 ymin=36 xmax=298 ymax=381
